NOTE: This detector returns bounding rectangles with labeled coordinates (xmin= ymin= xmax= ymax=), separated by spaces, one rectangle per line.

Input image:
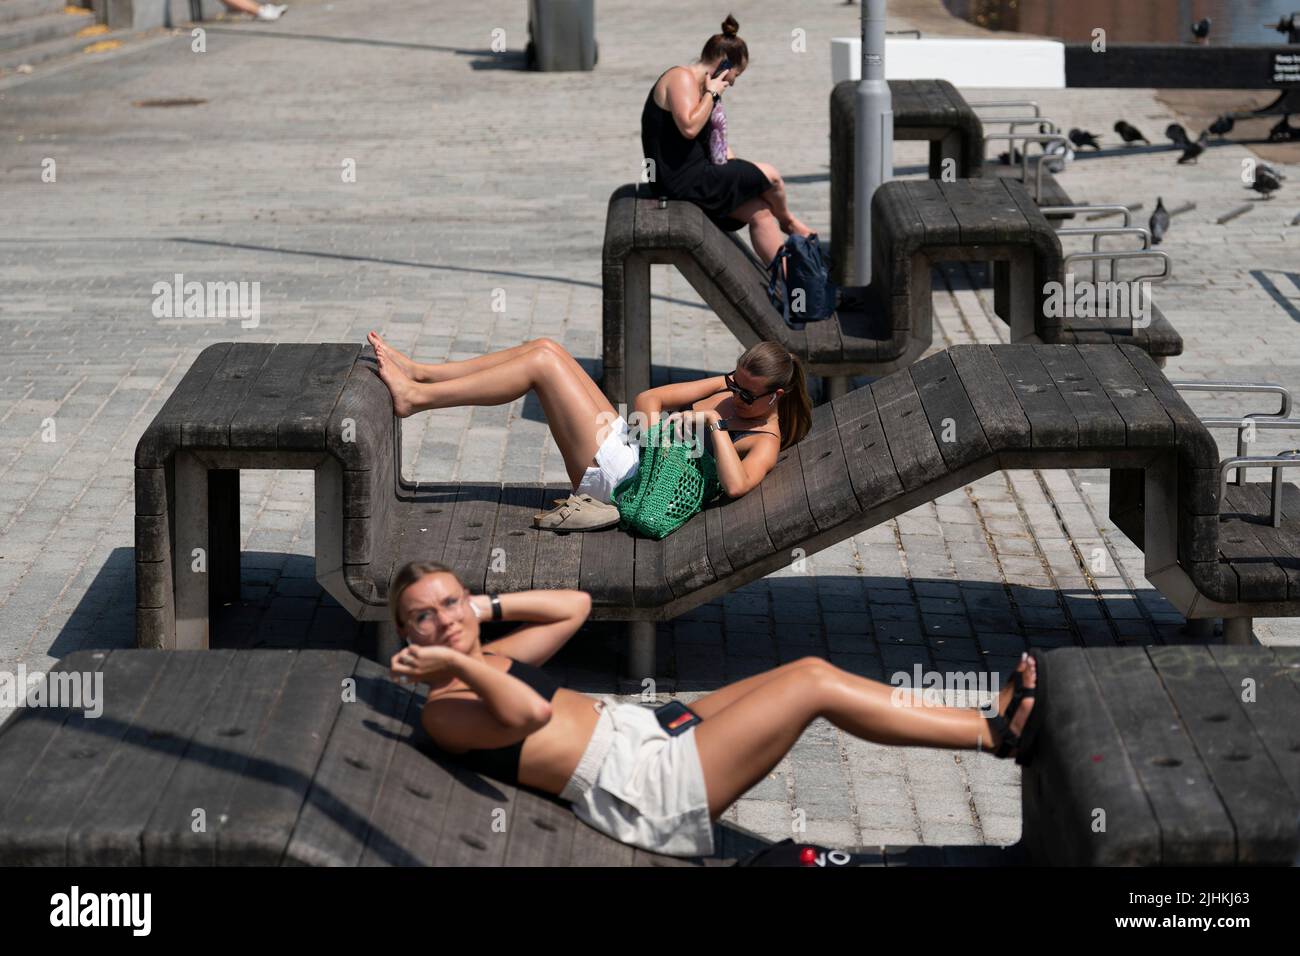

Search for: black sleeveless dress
xmin=640 ymin=70 xmax=773 ymax=232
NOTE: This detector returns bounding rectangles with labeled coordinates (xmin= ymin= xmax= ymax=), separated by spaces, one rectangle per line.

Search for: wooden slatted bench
xmin=135 ymin=341 xmax=1300 ymax=679
xmin=831 ymin=79 xmax=1079 ymax=287
xmin=878 ymin=179 xmax=1183 ymax=364
xmin=1021 ymin=645 xmax=1300 ymax=865
xmin=851 ymin=79 xmax=985 ymax=180
xmin=0 ymin=649 xmax=749 ymax=865
xmin=600 ymin=183 xmax=926 ymax=407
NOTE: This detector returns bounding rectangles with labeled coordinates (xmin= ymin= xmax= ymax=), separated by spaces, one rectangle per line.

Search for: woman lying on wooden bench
xmin=387 ymin=561 xmax=1043 ymax=858
xmin=369 ymin=331 xmax=813 ymax=532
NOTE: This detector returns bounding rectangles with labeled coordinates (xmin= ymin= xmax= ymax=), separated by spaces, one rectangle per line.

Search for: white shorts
xmin=560 ymin=698 xmax=715 ymax=858
xmin=575 ymin=414 xmax=640 ymax=505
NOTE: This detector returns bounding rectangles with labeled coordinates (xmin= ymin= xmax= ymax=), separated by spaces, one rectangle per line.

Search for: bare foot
xmin=367 ymin=330 xmax=424 ymax=382
xmin=988 ymin=652 xmax=1036 ymax=753
xmin=779 ymin=216 xmax=814 ymax=238
xmin=372 ymin=336 xmax=425 ymax=418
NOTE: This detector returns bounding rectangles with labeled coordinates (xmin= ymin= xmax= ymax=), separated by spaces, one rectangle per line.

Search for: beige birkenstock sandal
xmin=533 ymin=493 xmax=621 ymax=532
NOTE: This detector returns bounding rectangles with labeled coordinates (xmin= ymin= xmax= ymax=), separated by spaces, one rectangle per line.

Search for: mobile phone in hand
xmin=711 ymin=58 xmax=732 ymax=79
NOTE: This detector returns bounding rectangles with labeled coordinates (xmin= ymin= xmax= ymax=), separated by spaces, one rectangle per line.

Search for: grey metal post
xmin=854 ymin=0 xmax=893 ymax=284
xmin=627 ymin=620 xmax=656 ymax=684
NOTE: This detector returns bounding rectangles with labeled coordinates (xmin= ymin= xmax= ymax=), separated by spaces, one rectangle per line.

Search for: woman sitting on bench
xmin=643 ymin=14 xmax=814 ymax=267
xmin=387 ymin=561 xmax=1043 ymax=858
xmin=369 ymin=331 xmax=813 ymax=531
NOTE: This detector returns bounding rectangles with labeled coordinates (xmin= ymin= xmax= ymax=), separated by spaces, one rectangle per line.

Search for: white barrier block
xmin=831 ymin=36 xmax=1066 ymax=88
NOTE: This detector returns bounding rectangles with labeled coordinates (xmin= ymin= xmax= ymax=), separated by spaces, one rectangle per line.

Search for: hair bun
xmin=721 ymin=14 xmax=739 ymax=37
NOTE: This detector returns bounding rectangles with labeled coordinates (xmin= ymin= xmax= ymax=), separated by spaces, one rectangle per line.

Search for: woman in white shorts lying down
xmin=368 ymin=331 xmax=814 ymax=531
xmin=387 ymin=561 xmax=1043 ymax=858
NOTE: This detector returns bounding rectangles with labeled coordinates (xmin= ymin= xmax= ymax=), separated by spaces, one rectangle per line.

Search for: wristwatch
xmin=488 ymin=592 xmax=502 ymax=621
xmin=710 ymin=91 xmax=721 ymax=104
xmin=708 ymin=417 xmax=728 ymax=432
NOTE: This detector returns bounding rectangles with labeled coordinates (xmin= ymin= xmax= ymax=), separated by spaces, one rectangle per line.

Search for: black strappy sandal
xmin=1013 ymin=650 xmax=1046 ymax=767
xmin=984 ymin=651 xmax=1043 ymax=765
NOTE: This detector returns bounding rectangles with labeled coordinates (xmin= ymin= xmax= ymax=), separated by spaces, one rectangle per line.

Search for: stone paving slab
xmin=0 ymin=0 xmax=1297 ymax=852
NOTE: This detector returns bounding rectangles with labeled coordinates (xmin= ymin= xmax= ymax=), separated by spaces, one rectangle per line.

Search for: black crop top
xmin=432 ymin=652 xmax=561 ymax=786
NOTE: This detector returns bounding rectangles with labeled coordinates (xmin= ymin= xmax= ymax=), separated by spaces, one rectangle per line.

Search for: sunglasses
xmin=724 ymin=370 xmax=776 ymax=405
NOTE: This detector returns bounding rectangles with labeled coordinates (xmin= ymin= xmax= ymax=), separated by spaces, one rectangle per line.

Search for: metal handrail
xmin=1062 ymin=249 xmax=1171 ymax=286
xmin=1218 ymin=451 xmax=1300 ymax=527
xmin=969 ymin=100 xmax=1042 ymax=117
xmin=1040 ymin=204 xmax=1133 ymax=227
xmin=1201 ymin=416 xmax=1300 ymax=485
xmin=1057 ymin=225 xmax=1153 ymax=283
xmin=981 ymin=117 xmax=1061 ymax=137
xmin=1171 ymin=382 xmax=1293 ymax=419
xmin=982 ymin=132 xmax=1069 ymax=201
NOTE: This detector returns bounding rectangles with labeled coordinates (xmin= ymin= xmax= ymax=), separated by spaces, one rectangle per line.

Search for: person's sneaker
xmin=256 ymin=3 xmax=287 ymax=20
xmin=533 ymin=494 xmax=621 ymax=532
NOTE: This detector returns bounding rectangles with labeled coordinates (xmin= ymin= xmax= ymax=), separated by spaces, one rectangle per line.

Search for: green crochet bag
xmin=612 ymin=421 xmax=724 ymax=539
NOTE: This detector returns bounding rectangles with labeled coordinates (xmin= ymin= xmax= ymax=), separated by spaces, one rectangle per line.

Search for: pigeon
xmin=1069 ymin=128 xmax=1101 ymax=150
xmin=1114 ymin=120 xmax=1149 ymax=145
xmin=1043 ymin=139 xmax=1073 ymax=173
xmin=1191 ymin=17 xmax=1211 ymax=42
xmin=1208 ymin=115 xmax=1234 ymax=138
xmin=1165 ymin=123 xmax=1190 ymax=147
xmin=1149 ymin=197 xmax=1169 ymax=245
xmin=1250 ymin=165 xmax=1283 ymax=199
xmin=1177 ymin=132 xmax=1207 ymax=164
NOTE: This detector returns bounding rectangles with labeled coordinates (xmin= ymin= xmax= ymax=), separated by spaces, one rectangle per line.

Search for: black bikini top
xmin=699 ymin=387 xmax=780 ymax=440
xmin=430 ymin=652 xmax=560 ymax=787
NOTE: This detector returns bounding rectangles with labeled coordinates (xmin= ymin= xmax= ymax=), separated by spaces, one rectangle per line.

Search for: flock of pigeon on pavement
xmin=992 ymin=14 xmax=1296 ymax=247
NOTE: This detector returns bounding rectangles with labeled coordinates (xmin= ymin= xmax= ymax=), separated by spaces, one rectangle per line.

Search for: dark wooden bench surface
xmin=835 ymin=79 xmax=985 ymax=180
xmin=600 ymin=183 xmax=924 ymax=408
xmin=136 ymin=342 xmax=1299 ymax=656
xmin=831 ymin=80 xmax=1079 ymax=288
xmin=980 ymin=163 xmax=1074 ymax=213
xmin=1043 ymin=303 xmax=1184 ymax=360
xmin=873 ymin=177 xmax=1058 ymax=346
xmin=0 ymin=649 xmax=757 ymax=865
xmin=1022 ymin=645 xmax=1300 ymax=865
xmin=876 ymin=179 xmax=1182 ymax=361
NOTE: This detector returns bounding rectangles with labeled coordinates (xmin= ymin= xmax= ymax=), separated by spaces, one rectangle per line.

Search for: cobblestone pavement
xmin=1 ymin=0 xmax=1297 ymax=850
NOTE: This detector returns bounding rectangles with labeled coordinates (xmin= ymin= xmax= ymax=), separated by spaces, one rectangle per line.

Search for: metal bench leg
xmin=1223 ymin=617 xmax=1255 ymax=645
xmin=209 ymin=468 xmax=240 ymax=609
xmin=173 ymin=451 xmax=210 ymax=650
xmin=626 ymin=620 xmax=656 ymax=686
xmin=930 ymin=130 xmax=962 ymax=180
xmin=1007 ymin=252 xmax=1037 ymax=342
xmin=993 ymin=260 xmax=1009 ymax=322
xmin=824 ymin=375 xmax=850 ymax=402
xmin=624 ymin=254 xmax=652 ymax=405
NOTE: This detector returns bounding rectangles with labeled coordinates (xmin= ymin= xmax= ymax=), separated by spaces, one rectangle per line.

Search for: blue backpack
xmin=766 ymin=233 xmax=839 ymax=329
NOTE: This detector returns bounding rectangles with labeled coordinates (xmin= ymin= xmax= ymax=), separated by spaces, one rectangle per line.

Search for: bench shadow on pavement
xmin=55 ymin=550 xmax=1200 ymax=692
